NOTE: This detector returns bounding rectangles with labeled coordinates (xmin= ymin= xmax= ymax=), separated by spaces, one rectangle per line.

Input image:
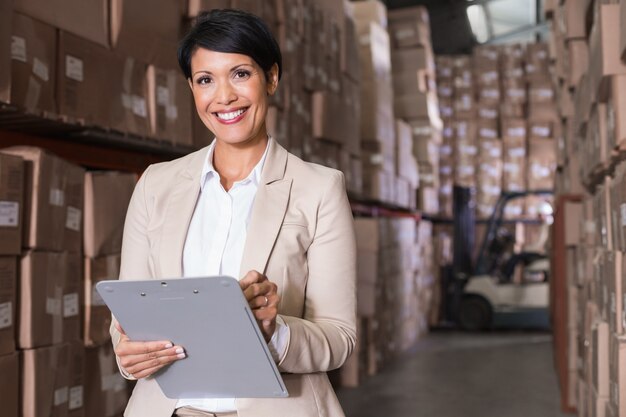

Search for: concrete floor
xmin=337 ymin=331 xmax=571 ymax=417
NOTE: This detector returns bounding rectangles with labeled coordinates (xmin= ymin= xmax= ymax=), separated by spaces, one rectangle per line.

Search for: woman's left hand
xmin=239 ymin=270 xmax=280 ymax=342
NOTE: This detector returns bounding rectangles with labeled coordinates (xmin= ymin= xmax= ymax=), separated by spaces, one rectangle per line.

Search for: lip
xmin=213 ymin=107 xmax=249 ymax=125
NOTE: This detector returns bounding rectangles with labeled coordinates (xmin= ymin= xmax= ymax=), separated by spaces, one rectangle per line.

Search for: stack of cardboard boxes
xmin=3 ymin=0 xmax=194 ymax=147
xmin=341 ymin=217 xmax=435 ymax=387
xmin=351 ymin=1 xmax=435 ymax=210
xmin=0 ymin=147 xmax=134 ymax=417
xmin=546 ymin=0 xmax=626 ymax=415
xmin=436 ymin=43 xmax=557 ymax=221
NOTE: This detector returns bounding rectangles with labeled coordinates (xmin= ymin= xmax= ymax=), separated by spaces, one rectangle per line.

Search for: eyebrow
xmin=192 ymin=63 xmax=255 ymax=78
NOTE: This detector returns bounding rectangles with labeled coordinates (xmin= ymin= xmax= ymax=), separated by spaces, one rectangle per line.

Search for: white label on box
xmin=54 ymin=386 xmax=68 ymax=406
xmin=369 ymin=154 xmax=384 ymax=165
xmin=506 ymin=127 xmax=525 ymax=138
xmin=121 ymin=93 xmax=132 ymax=109
xmin=480 ymin=128 xmax=497 ymax=139
xmin=132 ymin=95 xmax=147 ymax=118
xmin=394 ymin=28 xmax=414 ymax=41
xmin=440 ymin=166 xmax=452 ymax=175
xmin=479 ymin=108 xmax=497 ymax=119
xmin=156 ymin=86 xmax=170 ymax=106
xmin=0 ymin=302 xmax=12 ymax=329
xmin=65 ymin=55 xmax=84 ymax=82
xmin=166 ymin=105 xmax=178 ymax=120
xmin=11 ymin=36 xmax=27 ymax=62
xmin=612 ymin=292 xmax=616 ymax=313
xmin=91 ymin=284 xmax=106 ymax=306
xmin=531 ymin=126 xmax=550 ymax=137
xmin=0 ymin=201 xmax=19 ymax=227
xmin=46 ymin=297 xmax=62 ymax=316
xmin=66 ymin=206 xmax=81 ymax=231
xmin=63 ymin=293 xmax=79 ymax=318
xmin=69 ymin=385 xmax=84 ymax=409
xmin=507 ymin=88 xmax=525 ymax=99
xmin=32 ymin=57 xmax=49 ymax=82
xmin=508 ymin=148 xmax=526 ymax=158
xmin=440 ymin=145 xmax=452 ymax=156
xmin=49 ymin=188 xmax=65 ymax=207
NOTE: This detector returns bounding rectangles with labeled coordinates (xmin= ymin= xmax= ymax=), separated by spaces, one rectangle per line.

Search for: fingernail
xmin=177 ymin=353 xmax=186 ymax=359
xmin=175 ymin=348 xmax=184 ymax=354
xmin=164 ymin=343 xmax=173 ymax=349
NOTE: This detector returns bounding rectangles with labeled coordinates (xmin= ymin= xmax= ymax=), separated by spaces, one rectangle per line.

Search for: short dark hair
xmin=178 ymin=9 xmax=282 ymax=82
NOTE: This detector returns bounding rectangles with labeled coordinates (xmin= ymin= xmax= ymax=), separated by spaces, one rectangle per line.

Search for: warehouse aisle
xmin=337 ymin=331 xmax=569 ymax=417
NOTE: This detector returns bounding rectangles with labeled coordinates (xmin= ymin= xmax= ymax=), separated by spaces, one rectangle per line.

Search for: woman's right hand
xmin=114 ymin=322 xmax=186 ymax=379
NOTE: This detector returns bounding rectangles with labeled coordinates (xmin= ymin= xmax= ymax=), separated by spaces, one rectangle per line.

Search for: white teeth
xmin=216 ymin=108 xmax=246 ymax=120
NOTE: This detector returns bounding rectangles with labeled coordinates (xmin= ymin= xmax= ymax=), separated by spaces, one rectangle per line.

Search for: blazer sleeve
xmin=278 ymin=171 xmax=357 ymax=373
xmin=110 ymin=165 xmax=153 ymax=380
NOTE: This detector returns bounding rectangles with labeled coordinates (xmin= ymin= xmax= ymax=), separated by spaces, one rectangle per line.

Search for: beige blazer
xmin=110 ymin=140 xmax=357 ymax=417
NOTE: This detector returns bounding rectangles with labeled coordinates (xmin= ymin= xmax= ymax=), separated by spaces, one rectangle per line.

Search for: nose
xmin=215 ymin=81 xmax=237 ymax=105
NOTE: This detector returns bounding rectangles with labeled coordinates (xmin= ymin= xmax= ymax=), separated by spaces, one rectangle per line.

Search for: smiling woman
xmin=109 ymin=8 xmax=357 ymax=417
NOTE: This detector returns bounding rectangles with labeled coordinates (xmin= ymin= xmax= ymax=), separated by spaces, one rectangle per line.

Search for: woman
xmin=110 ymin=9 xmax=357 ymax=417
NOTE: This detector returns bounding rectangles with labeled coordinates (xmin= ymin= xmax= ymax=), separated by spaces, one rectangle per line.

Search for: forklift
xmin=448 ymin=188 xmax=553 ymax=331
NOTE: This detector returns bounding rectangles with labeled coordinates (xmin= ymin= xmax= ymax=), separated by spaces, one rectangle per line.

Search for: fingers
xmin=249 ymin=292 xmax=280 ymax=309
xmin=243 ymin=280 xmax=278 ymax=303
xmin=116 ymin=339 xmax=175 ymax=357
xmin=116 ymin=342 xmax=186 ymax=378
xmin=239 ymin=270 xmax=267 ymax=290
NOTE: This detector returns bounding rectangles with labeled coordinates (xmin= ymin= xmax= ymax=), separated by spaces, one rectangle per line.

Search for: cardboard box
xmin=568 ymin=39 xmax=589 ymax=89
xmin=606 ymin=75 xmax=626 ymax=150
xmin=0 ymin=153 xmax=23 ymax=255
xmin=503 ymin=136 xmax=527 ymax=193
xmin=84 ymin=344 xmax=130 ymax=417
xmin=19 ymin=251 xmax=70 ymax=348
xmin=417 ymin=186 xmax=439 ymax=215
xmin=10 ymin=12 xmax=57 ymax=115
xmin=22 ymin=344 xmax=71 ymax=417
xmin=187 ymin=0 xmax=232 ymax=17
xmin=592 ymin=320 xmax=610 ymax=397
xmin=0 ymin=352 xmax=19 ymax=417
xmin=352 ymin=0 xmax=387 ymax=28
xmin=391 ymin=46 xmax=434 ymax=75
xmin=66 ymin=341 xmax=85 ymax=417
xmin=527 ymin=138 xmax=556 ymax=191
xmin=394 ymin=91 xmax=440 ymax=122
xmin=83 ymin=172 xmax=136 ymax=258
xmin=0 ymin=257 xmax=16 ymax=356
xmin=111 ymin=0 xmax=184 ymax=63
xmin=2 ymin=147 xmax=85 ymax=253
xmin=0 ymin=0 xmax=12 ymax=103
xmin=312 ymin=91 xmax=345 ymax=145
xmin=589 ymin=4 xmax=626 ymax=101
xmin=395 ymin=120 xmax=419 ymax=187
xmin=84 ymin=254 xmax=119 ymax=347
xmin=387 ymin=6 xmax=431 ymax=49
xmin=609 ymin=333 xmax=626 ymax=414
xmin=15 ymin=0 xmax=109 ymax=47
xmin=362 ymin=168 xmax=395 ymax=204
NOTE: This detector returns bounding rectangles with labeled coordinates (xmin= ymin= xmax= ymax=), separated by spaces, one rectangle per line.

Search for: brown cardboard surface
xmin=563 ymin=0 xmax=586 ymax=39
xmin=111 ymin=0 xmax=184 ymax=63
xmin=0 ymin=257 xmax=17 ymax=356
xmin=84 ymin=344 xmax=129 ymax=417
xmin=0 ymin=352 xmax=19 ymax=417
xmin=64 ymin=254 xmax=82 ymax=344
xmin=609 ymin=332 xmax=626 ymax=412
xmin=22 ymin=344 xmax=71 ymax=417
xmin=0 ymin=0 xmax=13 ymax=103
xmin=503 ymin=136 xmax=527 ymax=193
xmin=607 ymin=75 xmax=626 ymax=150
xmin=19 ymin=251 xmax=67 ymax=349
xmin=67 ymin=341 xmax=85 ymax=417
xmin=2 ymin=147 xmax=85 ymax=252
xmin=187 ymin=0 xmax=232 ymax=17
xmin=83 ymin=172 xmax=136 ymax=258
xmin=589 ymin=4 xmax=626 ymax=101
xmin=592 ymin=320 xmax=610 ymax=397
xmin=353 ymin=0 xmax=387 ymax=28
xmin=83 ymin=254 xmax=119 ymax=347
xmin=568 ymin=39 xmax=589 ymax=89
xmin=527 ymin=138 xmax=556 ymax=191
xmin=10 ymin=12 xmax=57 ymax=115
xmin=0 ymin=153 xmax=23 ymax=255
xmin=391 ymin=46 xmax=434 ymax=75
xmin=56 ymin=31 xmax=115 ymax=130
xmin=15 ymin=0 xmax=109 ymax=47
xmin=387 ymin=6 xmax=430 ymax=49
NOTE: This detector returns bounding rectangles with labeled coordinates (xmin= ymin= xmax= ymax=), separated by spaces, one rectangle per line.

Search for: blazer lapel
xmin=240 ymin=141 xmax=292 ymax=276
xmin=158 ymin=148 xmax=208 ymax=278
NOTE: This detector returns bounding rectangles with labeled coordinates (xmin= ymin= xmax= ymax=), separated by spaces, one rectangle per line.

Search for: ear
xmin=266 ymin=63 xmax=279 ymax=96
xmin=187 ymin=77 xmax=194 ymax=91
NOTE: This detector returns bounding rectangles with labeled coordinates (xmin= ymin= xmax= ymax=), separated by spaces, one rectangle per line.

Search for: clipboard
xmin=95 ymin=276 xmax=288 ymax=399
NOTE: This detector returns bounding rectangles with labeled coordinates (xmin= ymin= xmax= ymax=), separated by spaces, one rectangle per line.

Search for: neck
xmin=212 ymin=132 xmax=269 ymax=190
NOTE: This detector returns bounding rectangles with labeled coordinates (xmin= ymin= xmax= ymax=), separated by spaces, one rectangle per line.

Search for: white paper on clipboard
xmin=96 ymin=276 xmax=288 ymax=399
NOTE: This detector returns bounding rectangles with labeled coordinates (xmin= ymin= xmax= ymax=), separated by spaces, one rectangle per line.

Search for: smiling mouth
xmin=214 ymin=107 xmax=249 ymax=122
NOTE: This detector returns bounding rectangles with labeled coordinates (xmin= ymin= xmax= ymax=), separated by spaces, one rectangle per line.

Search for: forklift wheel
xmin=458 ymin=295 xmax=492 ymax=331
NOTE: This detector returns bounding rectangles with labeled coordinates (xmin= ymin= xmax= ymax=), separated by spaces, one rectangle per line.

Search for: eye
xmin=196 ymin=76 xmax=212 ymax=85
xmin=234 ymin=70 xmax=250 ymax=79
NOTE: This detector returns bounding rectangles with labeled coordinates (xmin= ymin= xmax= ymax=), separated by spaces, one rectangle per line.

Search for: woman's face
xmin=189 ymin=48 xmax=278 ymax=146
